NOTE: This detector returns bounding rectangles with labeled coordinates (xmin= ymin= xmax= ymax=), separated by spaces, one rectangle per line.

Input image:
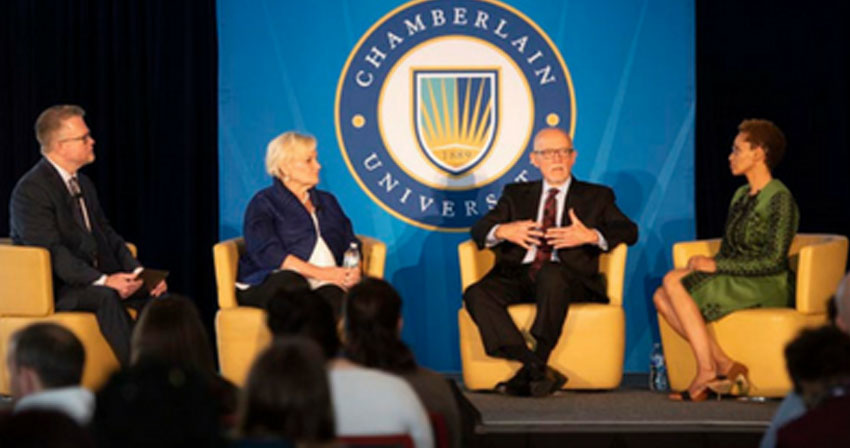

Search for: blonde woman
xmin=236 ymin=131 xmax=360 ymax=316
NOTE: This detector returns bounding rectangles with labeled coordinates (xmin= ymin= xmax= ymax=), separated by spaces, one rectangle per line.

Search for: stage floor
xmin=458 ymin=374 xmax=780 ymax=447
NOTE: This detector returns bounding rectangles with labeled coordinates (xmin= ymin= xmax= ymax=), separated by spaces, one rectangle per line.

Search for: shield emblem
xmin=414 ymin=70 xmax=498 ymax=176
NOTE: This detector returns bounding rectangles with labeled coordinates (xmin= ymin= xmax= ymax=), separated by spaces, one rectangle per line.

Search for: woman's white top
xmin=329 ymin=363 xmax=434 ymax=448
xmin=305 ymin=211 xmax=336 ymax=289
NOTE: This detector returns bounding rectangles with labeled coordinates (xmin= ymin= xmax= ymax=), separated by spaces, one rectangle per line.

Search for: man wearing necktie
xmin=465 ymin=127 xmax=638 ymax=397
xmin=9 ymin=105 xmax=167 ymax=365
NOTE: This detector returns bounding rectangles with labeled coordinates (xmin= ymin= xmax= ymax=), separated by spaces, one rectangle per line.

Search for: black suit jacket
xmin=470 ymin=178 xmax=638 ymax=300
xmin=9 ymin=158 xmax=139 ymax=290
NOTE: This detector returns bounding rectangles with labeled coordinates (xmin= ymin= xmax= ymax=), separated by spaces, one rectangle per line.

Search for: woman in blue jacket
xmin=236 ymin=131 xmax=360 ymax=316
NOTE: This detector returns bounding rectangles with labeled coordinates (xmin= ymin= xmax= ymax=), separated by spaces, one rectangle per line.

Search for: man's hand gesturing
xmin=494 ymin=220 xmax=544 ymax=250
xmin=545 ymin=208 xmax=599 ymax=249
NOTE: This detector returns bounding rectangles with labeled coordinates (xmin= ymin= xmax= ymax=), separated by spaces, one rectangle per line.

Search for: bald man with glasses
xmin=463 ymin=127 xmax=638 ymax=397
xmin=9 ymin=105 xmax=167 ymax=365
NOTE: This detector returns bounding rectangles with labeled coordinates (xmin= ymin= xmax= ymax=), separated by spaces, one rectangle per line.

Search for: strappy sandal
xmin=669 ymin=378 xmax=731 ymax=402
xmin=719 ymin=362 xmax=751 ymax=396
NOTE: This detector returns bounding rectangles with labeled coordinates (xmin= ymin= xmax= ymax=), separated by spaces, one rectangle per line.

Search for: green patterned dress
xmin=681 ymin=179 xmax=799 ymax=322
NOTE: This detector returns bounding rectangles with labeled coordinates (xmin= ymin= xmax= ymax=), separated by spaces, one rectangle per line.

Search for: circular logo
xmin=336 ymin=0 xmax=575 ymax=231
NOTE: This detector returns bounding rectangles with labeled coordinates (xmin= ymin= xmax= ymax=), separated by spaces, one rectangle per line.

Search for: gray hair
xmin=265 ymin=131 xmax=317 ymax=179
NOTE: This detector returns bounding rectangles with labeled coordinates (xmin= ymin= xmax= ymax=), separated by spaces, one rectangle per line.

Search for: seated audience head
xmin=836 ymin=271 xmax=850 ymax=332
xmin=344 ymin=278 xmax=416 ymax=373
xmin=6 ymin=323 xmax=84 ymax=398
xmin=130 ymin=295 xmax=238 ymax=423
xmin=130 ymin=295 xmax=215 ymax=373
xmin=785 ymin=325 xmax=850 ymax=409
xmin=237 ymin=337 xmax=335 ymax=443
xmin=93 ymin=362 xmax=222 ymax=448
xmin=265 ymin=131 xmax=319 ymax=188
xmin=733 ymin=119 xmax=787 ymax=174
xmin=266 ymin=290 xmax=340 ymax=359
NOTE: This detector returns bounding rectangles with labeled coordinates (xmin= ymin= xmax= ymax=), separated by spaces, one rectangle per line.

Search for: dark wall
xmin=696 ymin=0 xmax=850 ymax=238
xmin=0 ymin=1 xmax=219 ymax=325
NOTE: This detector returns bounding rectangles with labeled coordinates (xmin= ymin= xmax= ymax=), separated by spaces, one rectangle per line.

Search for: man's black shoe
xmin=529 ymin=366 xmax=568 ymax=397
xmin=495 ymin=365 xmax=532 ymax=396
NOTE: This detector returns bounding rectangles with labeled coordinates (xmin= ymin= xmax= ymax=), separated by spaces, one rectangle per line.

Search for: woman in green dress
xmin=654 ymin=119 xmax=799 ymax=401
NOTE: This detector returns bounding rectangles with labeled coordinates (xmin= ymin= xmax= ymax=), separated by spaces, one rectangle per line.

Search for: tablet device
xmin=138 ymin=268 xmax=169 ymax=291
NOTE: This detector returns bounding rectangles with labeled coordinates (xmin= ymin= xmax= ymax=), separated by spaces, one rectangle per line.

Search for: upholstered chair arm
xmin=0 ymin=243 xmax=54 ymax=316
xmin=213 ymin=237 xmax=244 ymax=310
xmin=458 ymin=240 xmax=495 ymax=292
xmin=600 ymin=244 xmax=628 ymax=307
xmin=794 ymin=234 xmax=849 ymax=314
xmin=358 ymin=234 xmax=386 ymax=279
xmin=672 ymin=239 xmax=722 ymax=269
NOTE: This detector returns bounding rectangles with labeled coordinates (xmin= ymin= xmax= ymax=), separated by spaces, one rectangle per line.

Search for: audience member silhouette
xmin=776 ymin=325 xmax=850 ymax=447
xmin=237 ymin=337 xmax=335 ymax=447
xmin=93 ymin=362 xmax=225 ymax=448
xmin=130 ymin=295 xmax=238 ymax=424
xmin=266 ymin=289 xmax=433 ymax=447
xmin=345 ymin=278 xmax=462 ymax=447
xmin=6 ymin=323 xmax=93 ymax=425
xmin=0 ymin=409 xmax=93 ymax=448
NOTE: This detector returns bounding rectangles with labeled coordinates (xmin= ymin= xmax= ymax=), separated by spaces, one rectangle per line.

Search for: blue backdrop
xmin=218 ymin=0 xmax=695 ymax=373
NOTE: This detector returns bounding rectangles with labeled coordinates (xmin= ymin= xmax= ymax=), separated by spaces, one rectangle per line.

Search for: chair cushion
xmin=459 ymin=303 xmax=625 ymax=390
xmin=659 ymin=308 xmax=826 ymax=397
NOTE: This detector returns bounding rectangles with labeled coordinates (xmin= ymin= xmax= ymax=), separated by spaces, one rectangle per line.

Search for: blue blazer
xmin=237 ymin=179 xmax=357 ymax=286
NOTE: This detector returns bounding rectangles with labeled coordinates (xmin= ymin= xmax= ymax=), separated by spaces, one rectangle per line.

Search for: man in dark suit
xmin=464 ymin=127 xmax=638 ymax=397
xmin=9 ymin=105 xmax=166 ymax=365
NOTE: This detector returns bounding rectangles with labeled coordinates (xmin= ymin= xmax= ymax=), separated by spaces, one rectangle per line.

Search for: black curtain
xmin=0 ymin=1 xmax=219 ymax=329
xmin=696 ymin=0 xmax=850 ymax=238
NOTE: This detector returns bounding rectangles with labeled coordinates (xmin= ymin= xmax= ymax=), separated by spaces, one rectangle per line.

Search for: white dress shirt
xmin=486 ymin=177 xmax=608 ymax=261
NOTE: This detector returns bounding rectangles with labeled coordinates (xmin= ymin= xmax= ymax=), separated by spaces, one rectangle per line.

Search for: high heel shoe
xmin=706 ymin=378 xmax=734 ymax=396
xmin=669 ymin=387 xmax=709 ymax=402
xmin=720 ymin=362 xmax=751 ymax=396
xmin=669 ymin=379 xmax=726 ymax=402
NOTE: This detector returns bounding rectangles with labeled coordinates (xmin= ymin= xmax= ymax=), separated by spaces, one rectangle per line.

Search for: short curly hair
xmin=738 ymin=119 xmax=786 ymax=170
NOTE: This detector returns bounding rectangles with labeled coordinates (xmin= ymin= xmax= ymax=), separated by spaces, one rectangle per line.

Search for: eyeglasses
xmin=730 ymin=145 xmax=763 ymax=156
xmin=58 ymin=133 xmax=92 ymax=144
xmin=532 ymin=147 xmax=573 ymax=160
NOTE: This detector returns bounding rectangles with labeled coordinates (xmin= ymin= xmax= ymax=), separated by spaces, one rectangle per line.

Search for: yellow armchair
xmin=659 ymin=233 xmax=849 ymax=397
xmin=213 ymin=235 xmax=386 ymax=386
xmin=457 ymin=240 xmax=628 ymax=390
xmin=0 ymin=239 xmax=137 ymax=395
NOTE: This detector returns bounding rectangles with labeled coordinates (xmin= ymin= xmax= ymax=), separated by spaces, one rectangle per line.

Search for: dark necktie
xmin=68 ymin=176 xmax=92 ymax=232
xmin=529 ymin=188 xmax=559 ymax=280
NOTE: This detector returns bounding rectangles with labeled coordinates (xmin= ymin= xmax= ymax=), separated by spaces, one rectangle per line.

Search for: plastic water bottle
xmin=343 ymin=242 xmax=360 ymax=269
xmin=649 ymin=343 xmax=669 ymax=391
